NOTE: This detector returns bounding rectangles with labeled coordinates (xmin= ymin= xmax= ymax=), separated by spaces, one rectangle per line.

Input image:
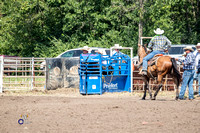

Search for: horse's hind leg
xmin=174 ymin=76 xmax=180 ymax=100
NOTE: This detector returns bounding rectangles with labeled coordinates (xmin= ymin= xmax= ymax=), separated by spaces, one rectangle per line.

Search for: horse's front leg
xmin=142 ymin=85 xmax=147 ymax=100
xmin=148 ymin=83 xmax=152 ymax=100
xmin=142 ymin=77 xmax=149 ymax=100
xmin=142 ymin=76 xmax=149 ymax=100
xmin=152 ymin=84 xmax=162 ymax=100
xmin=152 ymin=75 xmax=163 ymax=100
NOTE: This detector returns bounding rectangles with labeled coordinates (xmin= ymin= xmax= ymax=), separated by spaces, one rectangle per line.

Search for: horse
xmin=137 ymin=44 xmax=181 ymax=100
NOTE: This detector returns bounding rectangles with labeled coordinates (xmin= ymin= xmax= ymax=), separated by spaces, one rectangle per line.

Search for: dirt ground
xmin=0 ymin=88 xmax=200 ymax=133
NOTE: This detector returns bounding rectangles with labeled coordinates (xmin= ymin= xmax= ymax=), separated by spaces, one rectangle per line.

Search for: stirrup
xmin=138 ymin=69 xmax=142 ymax=74
xmin=141 ymin=70 xmax=147 ymax=75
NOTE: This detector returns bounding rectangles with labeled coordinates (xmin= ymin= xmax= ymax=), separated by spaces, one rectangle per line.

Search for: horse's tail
xmin=171 ymin=58 xmax=181 ymax=86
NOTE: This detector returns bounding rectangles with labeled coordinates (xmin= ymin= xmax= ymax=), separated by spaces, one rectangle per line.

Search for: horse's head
xmin=137 ymin=44 xmax=148 ymax=63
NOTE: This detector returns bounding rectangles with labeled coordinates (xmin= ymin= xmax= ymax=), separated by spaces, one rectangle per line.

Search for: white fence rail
xmin=0 ymin=56 xmax=46 ymax=92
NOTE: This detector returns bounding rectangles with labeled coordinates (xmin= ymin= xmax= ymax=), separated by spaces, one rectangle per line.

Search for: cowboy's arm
xmin=177 ymin=58 xmax=183 ymax=63
xmin=195 ymin=54 xmax=199 ymax=67
xmin=177 ymin=56 xmax=192 ymax=66
xmin=119 ymin=51 xmax=125 ymax=55
xmin=147 ymin=38 xmax=154 ymax=50
xmin=195 ymin=54 xmax=199 ymax=73
xmin=164 ymin=37 xmax=171 ymax=51
xmin=176 ymin=58 xmax=184 ymax=65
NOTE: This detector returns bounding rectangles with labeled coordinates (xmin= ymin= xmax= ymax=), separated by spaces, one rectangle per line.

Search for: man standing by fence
xmin=176 ymin=46 xmax=195 ymax=100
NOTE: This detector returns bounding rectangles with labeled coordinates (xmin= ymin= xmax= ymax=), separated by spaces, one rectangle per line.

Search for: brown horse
xmin=138 ymin=44 xmax=181 ymax=100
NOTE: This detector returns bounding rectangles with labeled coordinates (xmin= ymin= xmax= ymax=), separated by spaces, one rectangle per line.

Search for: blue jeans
xmin=142 ymin=50 xmax=165 ymax=71
xmin=179 ymin=70 xmax=195 ymax=99
xmin=193 ymin=69 xmax=198 ymax=80
xmin=197 ymin=72 xmax=200 ymax=96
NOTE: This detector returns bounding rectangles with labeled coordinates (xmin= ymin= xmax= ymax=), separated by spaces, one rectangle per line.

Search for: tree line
xmin=0 ymin=0 xmax=199 ymax=57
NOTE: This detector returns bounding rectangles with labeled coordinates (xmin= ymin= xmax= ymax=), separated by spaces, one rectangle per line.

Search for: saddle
xmin=138 ymin=54 xmax=163 ymax=68
xmin=148 ymin=54 xmax=163 ymax=66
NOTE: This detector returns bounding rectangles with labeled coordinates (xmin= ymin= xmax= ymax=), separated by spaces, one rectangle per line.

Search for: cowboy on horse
xmin=141 ymin=28 xmax=171 ymax=75
xmin=138 ymin=28 xmax=181 ymax=100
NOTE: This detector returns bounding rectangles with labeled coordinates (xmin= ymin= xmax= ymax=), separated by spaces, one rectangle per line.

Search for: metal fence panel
xmin=0 ymin=56 xmax=46 ymax=92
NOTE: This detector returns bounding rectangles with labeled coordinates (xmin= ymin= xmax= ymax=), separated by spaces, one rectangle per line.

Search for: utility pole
xmin=138 ymin=0 xmax=146 ymax=45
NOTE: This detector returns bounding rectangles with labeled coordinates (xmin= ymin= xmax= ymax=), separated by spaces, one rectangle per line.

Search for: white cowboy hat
xmin=95 ymin=49 xmax=104 ymax=55
xmin=113 ymin=44 xmax=122 ymax=49
xmin=183 ymin=46 xmax=194 ymax=52
xmin=196 ymin=43 xmax=200 ymax=50
xmin=81 ymin=46 xmax=90 ymax=51
xmin=154 ymin=28 xmax=164 ymax=35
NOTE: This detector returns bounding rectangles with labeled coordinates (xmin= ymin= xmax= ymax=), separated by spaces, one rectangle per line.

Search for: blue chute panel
xmin=86 ymin=76 xmax=101 ymax=94
xmin=79 ymin=53 xmax=131 ymax=95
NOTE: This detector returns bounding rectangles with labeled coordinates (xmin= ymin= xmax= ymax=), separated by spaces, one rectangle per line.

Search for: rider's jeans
xmin=142 ymin=50 xmax=165 ymax=71
xmin=179 ymin=70 xmax=195 ymax=99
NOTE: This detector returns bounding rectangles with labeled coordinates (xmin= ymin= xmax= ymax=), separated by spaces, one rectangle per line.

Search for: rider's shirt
xmin=148 ymin=35 xmax=171 ymax=51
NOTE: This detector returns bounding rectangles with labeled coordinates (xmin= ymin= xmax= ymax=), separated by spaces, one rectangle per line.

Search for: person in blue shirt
xmin=176 ymin=46 xmax=195 ymax=100
xmin=194 ymin=43 xmax=200 ymax=97
xmin=141 ymin=28 xmax=171 ymax=75
xmin=112 ymin=44 xmax=124 ymax=56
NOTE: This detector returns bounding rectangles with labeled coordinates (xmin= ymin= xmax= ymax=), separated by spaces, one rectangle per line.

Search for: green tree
xmin=0 ymin=0 xmax=199 ymax=57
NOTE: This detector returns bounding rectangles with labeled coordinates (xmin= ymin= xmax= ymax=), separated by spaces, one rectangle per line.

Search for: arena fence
xmin=0 ymin=56 xmax=199 ymax=93
xmin=0 ymin=56 xmax=46 ymax=93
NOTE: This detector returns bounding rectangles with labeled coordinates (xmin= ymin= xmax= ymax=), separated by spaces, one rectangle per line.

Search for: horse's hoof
xmin=175 ymin=97 xmax=179 ymax=100
xmin=151 ymin=98 xmax=156 ymax=100
xmin=141 ymin=98 xmax=145 ymax=100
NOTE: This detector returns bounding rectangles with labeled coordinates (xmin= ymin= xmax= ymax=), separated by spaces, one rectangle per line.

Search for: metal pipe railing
xmin=0 ymin=56 xmax=46 ymax=92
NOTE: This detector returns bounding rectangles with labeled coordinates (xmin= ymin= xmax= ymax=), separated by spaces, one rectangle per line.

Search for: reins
xmin=142 ymin=45 xmax=148 ymax=55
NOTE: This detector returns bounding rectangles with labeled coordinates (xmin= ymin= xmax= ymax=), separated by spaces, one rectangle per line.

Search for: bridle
xmin=138 ymin=44 xmax=148 ymax=65
xmin=142 ymin=45 xmax=148 ymax=55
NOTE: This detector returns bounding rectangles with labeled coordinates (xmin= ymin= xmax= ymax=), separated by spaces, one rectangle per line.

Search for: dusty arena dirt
xmin=0 ymin=88 xmax=200 ymax=133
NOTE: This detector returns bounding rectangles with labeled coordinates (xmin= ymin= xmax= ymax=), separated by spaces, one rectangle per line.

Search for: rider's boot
xmin=141 ymin=70 xmax=147 ymax=75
